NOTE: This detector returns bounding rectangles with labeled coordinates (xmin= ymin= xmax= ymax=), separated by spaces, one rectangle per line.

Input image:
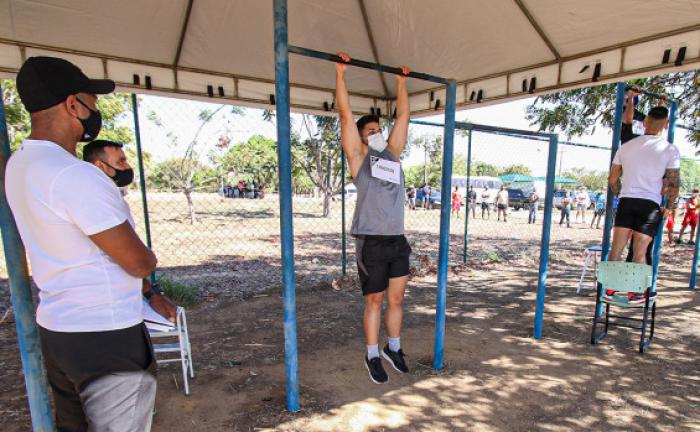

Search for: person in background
xmin=468 ymin=185 xmax=477 ymax=219
xmin=406 ymin=185 xmax=416 ymax=210
xmin=590 ymin=191 xmax=606 ymax=229
xmin=451 ymin=186 xmax=462 ymax=219
xmin=559 ymin=190 xmax=572 ymax=227
xmin=676 ymin=188 xmax=699 ymax=245
xmin=426 ymin=185 xmax=434 ymax=210
xmin=421 ymin=183 xmax=430 ymax=209
xmin=495 ymin=185 xmax=509 ymax=222
xmin=574 ymin=186 xmax=588 ymax=224
xmin=480 ymin=186 xmax=492 ymax=220
xmin=527 ymin=189 xmax=539 ymax=224
xmin=666 ymin=208 xmax=676 ymax=245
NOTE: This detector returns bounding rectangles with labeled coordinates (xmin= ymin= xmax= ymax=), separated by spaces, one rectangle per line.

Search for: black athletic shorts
xmin=481 ymin=202 xmax=490 ymax=210
xmin=356 ymin=235 xmax=411 ymax=296
xmin=614 ymin=197 xmax=662 ymax=238
xmin=497 ymin=204 xmax=507 ymax=210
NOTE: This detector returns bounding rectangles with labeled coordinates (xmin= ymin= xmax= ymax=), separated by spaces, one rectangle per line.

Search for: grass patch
xmin=487 ymin=250 xmax=502 ymax=262
xmin=158 ymin=277 xmax=200 ymax=307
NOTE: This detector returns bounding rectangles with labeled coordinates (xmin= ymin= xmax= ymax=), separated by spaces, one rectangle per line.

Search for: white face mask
xmin=367 ymin=133 xmax=387 ymax=153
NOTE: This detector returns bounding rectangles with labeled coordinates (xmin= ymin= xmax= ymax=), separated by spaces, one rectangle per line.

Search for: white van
xmin=452 ymin=175 xmax=504 ymax=199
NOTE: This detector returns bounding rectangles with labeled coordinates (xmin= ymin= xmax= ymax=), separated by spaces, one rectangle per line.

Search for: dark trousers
xmin=528 ymin=203 xmax=537 ymax=224
xmin=39 ymin=323 xmax=156 ymax=431
xmin=559 ymin=207 xmax=570 ymax=227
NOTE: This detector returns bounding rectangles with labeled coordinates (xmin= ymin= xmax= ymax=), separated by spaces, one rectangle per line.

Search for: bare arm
xmin=387 ymin=67 xmax=410 ymax=159
xmin=608 ymin=164 xmax=623 ymax=196
xmin=335 ymin=53 xmax=365 ymax=178
xmin=664 ymin=168 xmax=680 ymax=210
xmin=89 ymin=221 xmax=157 ymax=279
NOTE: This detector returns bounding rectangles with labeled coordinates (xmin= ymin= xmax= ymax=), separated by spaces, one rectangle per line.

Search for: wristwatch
xmin=143 ymin=283 xmax=163 ymax=300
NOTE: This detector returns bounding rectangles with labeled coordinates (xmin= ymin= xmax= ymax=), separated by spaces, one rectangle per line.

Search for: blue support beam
xmin=273 ymin=0 xmax=300 ymax=413
xmin=533 ymin=135 xmax=559 ymax=339
xmin=433 ymin=80 xmax=457 ymax=370
xmin=0 ymin=84 xmax=54 ymax=430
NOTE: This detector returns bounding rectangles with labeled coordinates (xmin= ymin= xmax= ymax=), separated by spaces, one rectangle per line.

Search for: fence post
xmin=131 ymin=94 xmax=156 ymax=283
xmin=273 ymin=0 xmax=300 ymax=413
xmin=533 ymin=134 xmax=558 ymax=340
xmin=433 ymin=80 xmax=456 ymax=370
xmin=463 ymin=130 xmax=472 ymax=263
xmin=341 ymin=154 xmax=347 ymax=275
xmin=0 ymin=83 xmax=54 ymax=430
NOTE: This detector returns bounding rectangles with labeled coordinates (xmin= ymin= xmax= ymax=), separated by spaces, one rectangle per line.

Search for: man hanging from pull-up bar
xmin=335 ymin=52 xmax=411 ymax=384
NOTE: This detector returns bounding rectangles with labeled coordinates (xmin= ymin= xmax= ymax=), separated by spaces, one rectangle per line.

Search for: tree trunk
xmin=322 ymin=189 xmax=332 ymax=217
xmin=184 ymin=188 xmax=197 ymax=224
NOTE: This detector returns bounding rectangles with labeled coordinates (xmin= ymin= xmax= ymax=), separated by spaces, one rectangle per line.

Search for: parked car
xmin=507 ymin=188 xmax=528 ymax=210
xmin=416 ymin=188 xmax=442 ymax=209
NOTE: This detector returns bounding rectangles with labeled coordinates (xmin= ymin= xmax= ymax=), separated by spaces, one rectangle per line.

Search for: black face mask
xmin=76 ymin=97 xmax=103 ymax=142
xmin=100 ymin=161 xmax=134 ymax=187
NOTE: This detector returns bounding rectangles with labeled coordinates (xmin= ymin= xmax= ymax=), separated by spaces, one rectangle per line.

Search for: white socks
xmin=367 ymin=344 xmax=379 ymax=359
xmin=388 ymin=336 xmax=401 ymax=353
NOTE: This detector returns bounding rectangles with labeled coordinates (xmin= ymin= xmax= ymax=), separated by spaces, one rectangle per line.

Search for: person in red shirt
xmin=451 ymin=186 xmax=462 ymax=219
xmin=666 ymin=208 xmax=676 ymax=245
xmin=676 ymin=189 xmax=700 ymax=245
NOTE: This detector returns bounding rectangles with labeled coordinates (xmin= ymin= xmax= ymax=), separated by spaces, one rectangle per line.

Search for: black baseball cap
xmin=16 ymin=56 xmax=115 ymax=113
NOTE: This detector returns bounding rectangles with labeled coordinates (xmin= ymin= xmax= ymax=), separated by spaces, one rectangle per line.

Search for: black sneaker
xmin=381 ymin=345 xmax=409 ymax=374
xmin=364 ymin=356 xmax=388 ymax=384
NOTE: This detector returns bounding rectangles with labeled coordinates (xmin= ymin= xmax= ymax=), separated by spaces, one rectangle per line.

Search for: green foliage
xmin=1 ymin=80 xmax=30 ymax=151
xmin=149 ymin=158 xmax=216 ymax=192
xmin=562 ymin=167 xmax=607 ymax=191
xmin=680 ymin=157 xmax=700 ymax=193
xmin=216 ymin=135 xmax=280 ymax=190
xmin=158 ymin=277 xmax=199 ymax=307
xmin=527 ymin=71 xmax=699 ymax=145
xmin=473 ymin=161 xmax=500 ymax=177
xmin=500 ymin=164 xmax=532 ymax=176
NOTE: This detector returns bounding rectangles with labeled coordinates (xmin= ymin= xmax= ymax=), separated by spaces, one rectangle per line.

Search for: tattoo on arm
xmin=664 ymin=168 xmax=681 ymax=209
xmin=610 ymin=178 xmax=622 ymax=196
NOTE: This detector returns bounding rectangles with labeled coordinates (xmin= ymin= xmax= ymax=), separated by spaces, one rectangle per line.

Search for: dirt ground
xmin=1 ymin=211 xmax=699 ymax=431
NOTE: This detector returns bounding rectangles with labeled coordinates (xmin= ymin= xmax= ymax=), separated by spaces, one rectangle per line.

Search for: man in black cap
xmin=6 ymin=56 xmax=168 ymax=431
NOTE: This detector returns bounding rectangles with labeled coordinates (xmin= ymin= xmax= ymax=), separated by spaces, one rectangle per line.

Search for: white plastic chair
xmin=577 ymin=245 xmax=602 ymax=294
xmin=147 ymin=307 xmax=194 ymax=395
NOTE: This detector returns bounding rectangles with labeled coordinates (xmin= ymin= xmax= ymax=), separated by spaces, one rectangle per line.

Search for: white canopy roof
xmin=0 ymin=0 xmax=698 ymax=116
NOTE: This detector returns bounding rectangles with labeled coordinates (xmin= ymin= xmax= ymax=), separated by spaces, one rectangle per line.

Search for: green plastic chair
xmin=590 ymin=262 xmax=657 ymax=353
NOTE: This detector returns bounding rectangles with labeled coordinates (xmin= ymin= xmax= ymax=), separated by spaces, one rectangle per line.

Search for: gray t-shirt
xmin=351 ymin=149 xmax=405 ymax=236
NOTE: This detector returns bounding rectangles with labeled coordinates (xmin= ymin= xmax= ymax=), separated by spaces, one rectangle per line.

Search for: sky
xmin=133 ymin=94 xmax=698 ymax=179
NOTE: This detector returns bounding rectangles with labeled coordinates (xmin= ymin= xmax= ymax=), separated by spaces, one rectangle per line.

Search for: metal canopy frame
xmin=275 ymin=0 xmax=457 ymax=411
xmin=409 ymin=119 xmax=559 ymax=341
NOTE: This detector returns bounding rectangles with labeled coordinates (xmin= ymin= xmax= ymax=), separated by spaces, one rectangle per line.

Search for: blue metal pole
xmin=433 ymin=80 xmax=456 ymax=370
xmin=0 ymin=84 xmax=54 ymax=430
xmin=533 ymin=134 xmax=559 ymax=340
xmin=463 ymin=131 xmax=472 ymax=264
xmin=690 ymin=224 xmax=700 ymax=289
xmin=341 ymin=155 xmax=347 ymax=275
xmin=273 ymin=0 xmax=300 ymax=412
xmin=596 ymin=82 xmax=626 ymax=317
xmin=131 ymin=94 xmax=156 ymax=284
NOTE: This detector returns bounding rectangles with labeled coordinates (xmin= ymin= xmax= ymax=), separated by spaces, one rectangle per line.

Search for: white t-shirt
xmin=612 ymin=135 xmax=681 ymax=205
xmin=497 ymin=190 xmax=508 ymax=205
xmin=480 ymin=189 xmax=493 ymax=203
xmin=5 ymin=140 xmax=142 ymax=332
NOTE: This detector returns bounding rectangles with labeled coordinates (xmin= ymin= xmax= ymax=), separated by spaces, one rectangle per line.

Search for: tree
xmin=472 ymin=161 xmax=500 ymax=177
xmin=680 ymin=157 xmax=700 ymax=193
xmin=526 ymin=72 xmax=700 ymax=145
xmin=406 ymin=134 xmax=442 ymax=185
xmin=562 ymin=167 xmax=607 ymax=191
xmin=147 ymin=105 xmax=230 ymax=224
xmin=499 ymin=164 xmax=532 ymax=176
xmin=216 ymin=135 xmax=280 ymax=191
xmin=295 ymin=114 xmax=344 ymax=217
xmin=404 ymin=154 xmax=467 ymax=189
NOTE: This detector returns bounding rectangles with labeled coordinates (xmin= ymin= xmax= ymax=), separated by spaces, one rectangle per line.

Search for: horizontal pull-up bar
xmin=288 ymin=46 xmax=450 ymax=85
xmin=625 ymin=85 xmax=676 ymax=103
xmin=410 ymin=119 xmax=556 ymax=139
